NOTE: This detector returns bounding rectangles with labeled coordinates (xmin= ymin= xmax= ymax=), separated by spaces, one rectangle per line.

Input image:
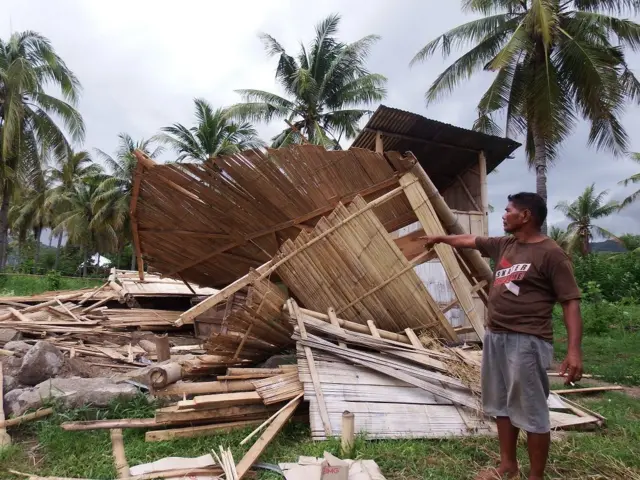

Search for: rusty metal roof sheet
xmin=350 ymin=105 xmax=521 ymax=189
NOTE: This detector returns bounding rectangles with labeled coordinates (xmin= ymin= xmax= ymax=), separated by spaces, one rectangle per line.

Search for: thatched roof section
xmin=131 ymin=146 xmax=416 ymax=288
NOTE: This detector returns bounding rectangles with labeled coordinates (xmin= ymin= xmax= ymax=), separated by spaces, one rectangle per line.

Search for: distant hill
xmin=590 ymin=240 xmax=627 ymax=253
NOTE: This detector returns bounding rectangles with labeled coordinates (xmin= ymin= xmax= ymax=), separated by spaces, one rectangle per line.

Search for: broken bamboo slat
xmin=145 ymin=419 xmax=263 ymax=442
xmin=553 ymin=386 xmax=623 ymax=395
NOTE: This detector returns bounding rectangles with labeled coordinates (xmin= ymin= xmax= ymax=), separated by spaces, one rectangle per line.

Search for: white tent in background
xmin=78 ymin=253 xmax=112 ymax=270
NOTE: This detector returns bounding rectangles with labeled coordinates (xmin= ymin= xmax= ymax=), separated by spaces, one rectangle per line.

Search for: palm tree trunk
xmin=34 ymin=227 xmax=42 ymax=273
xmin=82 ymin=246 xmax=88 ymax=277
xmin=54 ymin=232 xmax=63 ymax=271
xmin=0 ymin=182 xmax=12 ymax=270
xmin=48 ymin=232 xmax=53 ymax=248
xmin=532 ymin=126 xmax=548 ymax=234
xmin=130 ymin=252 xmax=136 ymax=271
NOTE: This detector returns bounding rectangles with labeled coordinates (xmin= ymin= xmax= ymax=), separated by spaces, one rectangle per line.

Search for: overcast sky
xmin=4 ymin=0 xmax=640 ymax=238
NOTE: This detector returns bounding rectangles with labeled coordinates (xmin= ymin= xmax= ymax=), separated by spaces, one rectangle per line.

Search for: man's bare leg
xmin=475 ymin=417 xmax=520 ymax=479
xmin=526 ymin=431 xmax=550 ymax=480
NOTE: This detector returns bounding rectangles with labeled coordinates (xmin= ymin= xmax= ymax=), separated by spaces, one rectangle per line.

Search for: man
xmin=422 ymin=192 xmax=583 ymax=480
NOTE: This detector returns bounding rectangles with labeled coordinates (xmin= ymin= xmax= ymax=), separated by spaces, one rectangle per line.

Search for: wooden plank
xmin=145 ymin=419 xmax=263 ymax=442
xmin=235 ymin=397 xmax=302 ymax=479
xmin=177 ymin=391 xmax=262 ymax=410
xmin=290 ymin=300 xmax=332 ymax=436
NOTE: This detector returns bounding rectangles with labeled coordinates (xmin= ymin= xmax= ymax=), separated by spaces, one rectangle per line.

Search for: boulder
xmin=0 ymin=328 xmax=21 ymax=344
xmin=4 ymin=377 xmax=140 ymax=416
xmin=3 ymin=341 xmax=31 ymax=355
xmin=17 ymin=341 xmax=65 ymax=386
xmin=3 ymin=374 xmax=18 ymax=393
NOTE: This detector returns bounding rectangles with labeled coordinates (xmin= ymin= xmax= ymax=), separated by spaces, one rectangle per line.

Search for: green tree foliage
xmin=411 ymin=1 xmax=640 ymax=232
xmin=230 ymin=14 xmax=387 ymax=148
xmin=0 ymin=31 xmax=85 ymax=267
xmin=555 ymin=184 xmax=620 ymax=255
xmin=160 ymin=98 xmax=264 ymax=162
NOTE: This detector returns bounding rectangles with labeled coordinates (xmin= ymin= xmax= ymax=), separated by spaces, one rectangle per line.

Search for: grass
xmin=553 ymin=304 xmax=640 ymax=386
xmin=0 ymin=274 xmax=104 ymax=297
xmin=1 ymin=393 xmax=640 ymax=479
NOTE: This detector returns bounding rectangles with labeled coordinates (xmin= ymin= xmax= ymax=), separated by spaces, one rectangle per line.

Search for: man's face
xmin=502 ymin=201 xmax=527 ymax=234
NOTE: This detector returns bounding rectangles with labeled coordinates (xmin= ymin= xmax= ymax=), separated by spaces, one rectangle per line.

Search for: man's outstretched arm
xmin=421 ymin=234 xmax=480 ymax=250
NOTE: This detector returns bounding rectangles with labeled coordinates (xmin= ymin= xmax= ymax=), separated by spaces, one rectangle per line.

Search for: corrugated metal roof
xmin=350 ymin=105 xmax=521 ymax=190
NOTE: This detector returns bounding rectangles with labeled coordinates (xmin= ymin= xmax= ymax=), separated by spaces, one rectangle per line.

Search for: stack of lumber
xmin=60 ymin=365 xmax=305 ymax=445
xmin=286 ymin=300 xmax=603 ymax=440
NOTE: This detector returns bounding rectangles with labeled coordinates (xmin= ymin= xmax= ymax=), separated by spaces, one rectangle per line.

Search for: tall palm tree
xmin=619 ymin=152 xmax=640 ymax=208
xmin=160 ymin=99 xmax=264 ymax=162
xmin=555 ymin=184 xmax=620 ymax=256
xmin=53 ymin=175 xmax=116 ymax=276
xmin=411 ymin=1 xmax=640 ymax=232
xmin=48 ymin=149 xmax=102 ymax=269
xmin=230 ymin=14 xmax=387 ymax=148
xmin=10 ymin=164 xmax=55 ymax=271
xmin=94 ymin=133 xmax=163 ymax=270
xmin=0 ymin=31 xmax=85 ymax=268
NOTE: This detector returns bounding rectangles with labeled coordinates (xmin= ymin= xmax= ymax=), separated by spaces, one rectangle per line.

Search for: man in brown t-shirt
xmin=422 ymin=192 xmax=583 ymax=480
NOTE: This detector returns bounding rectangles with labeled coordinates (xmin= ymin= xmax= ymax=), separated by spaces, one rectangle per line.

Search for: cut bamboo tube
xmin=62 ymin=418 xmax=158 ymax=431
xmin=148 ymin=362 xmax=182 ymax=389
xmin=154 ymin=380 xmax=255 ymax=397
xmin=110 ymin=429 xmax=129 ymax=478
xmin=341 ymin=411 xmax=355 ymax=457
xmin=0 ymin=408 xmax=53 ymax=428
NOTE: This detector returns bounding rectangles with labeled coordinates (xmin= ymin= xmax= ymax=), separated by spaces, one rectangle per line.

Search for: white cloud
xmin=4 ymin=0 xmax=640 ymax=238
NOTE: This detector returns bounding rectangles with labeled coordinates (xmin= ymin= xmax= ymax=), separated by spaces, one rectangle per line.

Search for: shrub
xmin=573 ymin=252 xmax=640 ymax=302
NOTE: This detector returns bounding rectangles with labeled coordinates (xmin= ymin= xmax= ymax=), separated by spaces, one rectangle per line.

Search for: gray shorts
xmin=481 ymin=330 xmax=554 ymax=434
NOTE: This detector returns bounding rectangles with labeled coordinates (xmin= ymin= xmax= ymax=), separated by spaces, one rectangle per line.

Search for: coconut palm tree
xmin=411 ymin=1 xmax=640 ymax=232
xmin=9 ymin=164 xmax=55 ymax=271
xmin=94 ymin=133 xmax=163 ymax=269
xmin=48 ymin=149 xmax=103 ymax=269
xmin=230 ymin=14 xmax=387 ymax=148
xmin=618 ymin=233 xmax=640 ymax=253
xmin=548 ymin=225 xmax=577 ymax=254
xmin=0 ymin=31 xmax=85 ymax=268
xmin=53 ymin=175 xmax=116 ymax=276
xmin=619 ymin=152 xmax=640 ymax=208
xmin=160 ymin=99 xmax=264 ymax=162
xmin=555 ymin=184 xmax=620 ymax=256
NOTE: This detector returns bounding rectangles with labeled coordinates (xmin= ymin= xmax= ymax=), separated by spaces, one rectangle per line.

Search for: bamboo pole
xmin=154 ymin=335 xmax=170 ymax=362
xmin=478 ymin=151 xmax=489 ymax=236
xmin=341 ymin=411 xmax=355 ymax=457
xmin=0 ymin=408 xmax=53 ymax=429
xmin=110 ymin=429 xmax=130 ymax=478
xmin=405 ymin=154 xmax=494 ymax=290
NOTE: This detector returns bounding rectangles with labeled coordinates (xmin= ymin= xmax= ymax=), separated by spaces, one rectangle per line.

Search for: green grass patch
xmin=2 ymin=393 xmax=640 ymax=479
xmin=554 ymin=304 xmax=640 ymax=386
xmin=0 ymin=273 xmax=104 ymax=297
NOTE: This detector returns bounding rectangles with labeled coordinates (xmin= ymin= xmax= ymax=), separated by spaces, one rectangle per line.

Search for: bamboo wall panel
xmin=274 ymin=195 xmax=457 ymax=339
xmin=133 ymin=146 xmax=418 ymax=288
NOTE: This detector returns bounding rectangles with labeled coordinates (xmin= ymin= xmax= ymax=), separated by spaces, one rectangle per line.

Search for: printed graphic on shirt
xmin=494 ymin=257 xmax=532 ymax=286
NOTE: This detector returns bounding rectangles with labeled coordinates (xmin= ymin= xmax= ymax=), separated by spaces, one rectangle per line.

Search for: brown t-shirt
xmin=475 ymin=236 xmax=581 ymax=342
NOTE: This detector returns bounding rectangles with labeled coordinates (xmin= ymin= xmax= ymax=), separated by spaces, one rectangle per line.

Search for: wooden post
xmin=375 ymin=131 xmax=384 ymax=154
xmin=341 ymin=411 xmax=355 ymax=457
xmin=478 ymin=150 xmax=488 ymax=236
xmin=110 ymin=428 xmax=129 ymax=478
xmin=155 ymin=334 xmax=171 ymax=362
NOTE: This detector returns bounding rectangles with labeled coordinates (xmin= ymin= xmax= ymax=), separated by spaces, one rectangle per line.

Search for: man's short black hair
xmin=507 ymin=192 xmax=547 ymax=228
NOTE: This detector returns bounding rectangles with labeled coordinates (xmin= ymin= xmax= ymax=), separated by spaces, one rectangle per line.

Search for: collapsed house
xmin=0 ymin=107 xmax=605 ymax=479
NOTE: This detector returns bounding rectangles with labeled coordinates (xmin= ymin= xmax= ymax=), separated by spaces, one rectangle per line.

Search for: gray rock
xmin=4 ymin=377 xmax=140 ymax=416
xmin=3 ymin=374 xmax=18 ymax=393
xmin=4 ymin=341 xmax=31 ymax=355
xmin=17 ymin=341 xmax=65 ymax=386
xmin=0 ymin=328 xmax=21 ymax=344
xmin=259 ymin=354 xmax=297 ymax=369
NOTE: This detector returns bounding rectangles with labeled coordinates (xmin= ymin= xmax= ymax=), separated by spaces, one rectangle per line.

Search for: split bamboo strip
xmin=240 ymin=393 xmax=304 ymax=446
xmin=145 ymin=419 xmax=263 ymax=442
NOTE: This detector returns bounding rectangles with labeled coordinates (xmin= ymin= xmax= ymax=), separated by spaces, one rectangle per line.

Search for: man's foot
xmin=474 ymin=464 xmax=520 ymax=479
